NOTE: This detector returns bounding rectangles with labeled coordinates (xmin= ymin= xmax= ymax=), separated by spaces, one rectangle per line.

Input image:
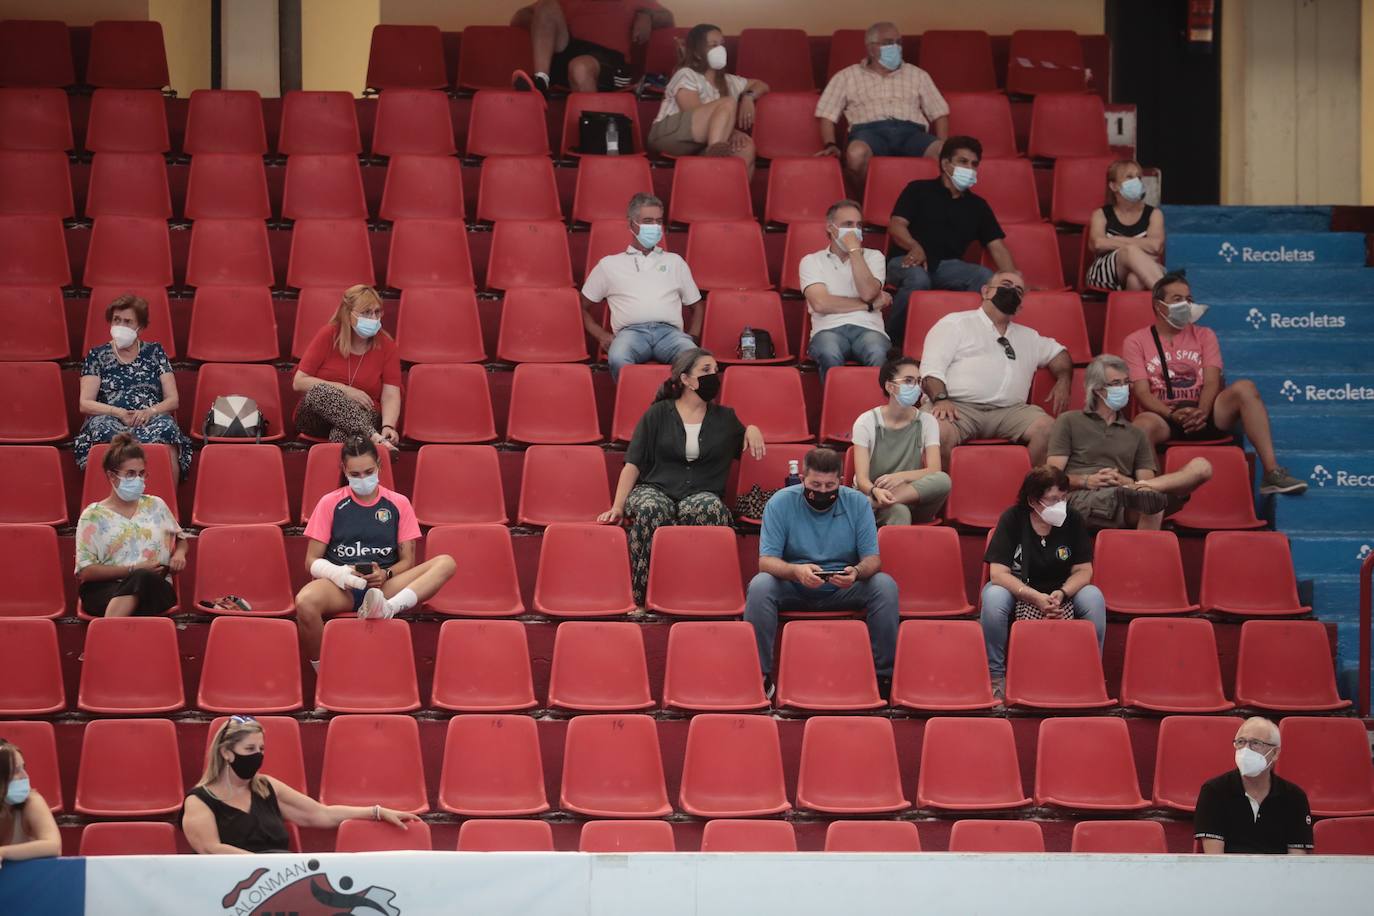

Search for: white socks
xmin=310 ymin=659 xmax=320 ymax=672
xmin=386 ymin=588 xmax=418 ymax=616
xmin=311 ymin=558 xmax=365 ymax=591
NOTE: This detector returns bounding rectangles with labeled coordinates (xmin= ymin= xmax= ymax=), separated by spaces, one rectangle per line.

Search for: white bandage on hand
xmin=311 ymin=558 xmax=366 ymax=591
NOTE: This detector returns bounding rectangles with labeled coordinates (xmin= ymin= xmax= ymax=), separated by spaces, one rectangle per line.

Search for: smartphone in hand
xmin=355 ymin=562 xmax=375 ymax=575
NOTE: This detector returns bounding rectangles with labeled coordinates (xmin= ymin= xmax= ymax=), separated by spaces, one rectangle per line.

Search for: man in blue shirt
xmin=745 ymin=447 xmax=900 ymax=698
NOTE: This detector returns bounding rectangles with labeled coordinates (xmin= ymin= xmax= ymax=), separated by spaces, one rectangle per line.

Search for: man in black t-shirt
xmin=885 ymin=135 xmax=1016 ymax=346
xmin=1196 ymin=717 xmax=1313 ymax=855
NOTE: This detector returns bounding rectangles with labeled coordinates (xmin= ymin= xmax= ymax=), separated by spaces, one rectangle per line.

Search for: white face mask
xmin=706 ymin=45 xmax=727 ymax=71
xmin=832 ymin=226 xmax=862 ymax=246
xmin=111 ymin=324 xmax=138 ymax=349
xmin=1163 ymin=300 xmax=1209 ymax=329
xmin=1235 ymin=746 xmax=1270 ymax=778
xmin=1037 ymin=499 xmax=1068 ymax=528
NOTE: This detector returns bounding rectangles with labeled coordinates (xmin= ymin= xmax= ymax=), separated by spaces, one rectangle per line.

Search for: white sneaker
xmin=357 ymin=588 xmax=391 ymax=620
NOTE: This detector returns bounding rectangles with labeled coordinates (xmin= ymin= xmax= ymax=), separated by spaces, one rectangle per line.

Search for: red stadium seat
xmin=86 ymin=21 xmax=168 ymax=89
xmin=0 ymin=619 xmax=64 ymax=715
xmin=278 ymin=91 xmax=361 ymax=155
xmin=737 ymin=28 xmax=813 ymax=91
xmin=517 ymin=445 xmax=610 ymax=526
xmin=984 ymin=221 xmax=1065 ymax=289
xmin=190 ymin=363 xmax=285 ymax=442
xmin=1029 ymin=367 xmax=1086 ymax=418
xmin=412 ymin=447 xmax=506 ymax=526
xmin=861 ymin=158 xmax=939 ymax=227
xmin=497 ymin=288 xmax=589 ymax=364
xmin=185 ymin=154 xmax=271 ymax=220
xmin=824 ymin=820 xmax=922 ymax=852
xmin=74 ymin=718 xmax=182 ymax=816
xmin=184 ymin=90 xmax=267 ymax=154
xmin=733 ymin=444 xmax=814 ymax=523
xmin=643 ymin=26 xmax=690 ymax=76
xmin=456 ymin=27 xmax=536 ymax=90
xmin=291 ymin=287 xmax=348 ymax=358
xmin=824 ymin=30 xmax=867 ymax=80
xmin=946 ymin=444 xmax=1031 ymax=529
xmin=0 ymin=88 xmax=71 ymax=156
xmin=1071 ymin=821 xmax=1167 ymax=853
xmin=1007 ymin=30 xmax=1087 ymax=96
xmin=373 ymin=88 xmax=455 ymax=156
xmin=197 ymin=616 xmax=302 ymax=713
xmin=386 ymin=218 xmax=474 ymax=289
xmin=1276 ymin=718 xmax=1374 ymax=817
xmin=0 ymin=215 xmax=68 ymax=286
xmin=317 ymin=619 xmax=422 ymax=713
xmin=507 ymin=362 xmax=601 ymax=444
xmin=0 ymin=20 xmax=75 ymax=88
xmin=1095 ymin=529 xmax=1200 ymax=616
xmin=0 ymin=524 xmax=63 ymax=619
xmin=646 ymin=528 xmax=746 ymax=619
xmin=205 ymin=716 xmax=308 ymax=793
xmin=662 ymin=621 xmax=768 ymax=712
xmin=85 ymin=89 xmax=168 ymax=153
xmin=192 ymin=525 xmax=296 ymax=617
xmin=753 ymin=92 xmax=826 ymax=159
xmin=85 ymin=151 xmax=170 ymax=219
xmin=1119 ymin=618 xmax=1232 ymax=713
xmin=796 ymin=717 xmax=909 ymax=814
xmin=79 ymin=822 xmax=179 ymax=856
xmin=425 ymin=525 xmax=525 ymax=617
xmin=548 ymin=621 xmax=654 ymax=712
xmin=488 ymin=220 xmax=574 ymax=290
xmin=700 ymin=820 xmax=797 ymax=852
xmin=282 ymin=153 xmax=367 ymax=219
xmin=1314 ymin=817 xmax=1374 ymax=855
xmin=764 ymin=156 xmax=846 ymax=226
xmin=395 ymin=286 xmax=485 ymax=363
xmin=891 ymin=620 xmax=995 ymax=711
xmin=945 ymin=91 xmax=1018 ymax=159
xmin=572 ymin=156 xmax=653 ymax=223
xmin=466 ymin=90 xmax=548 ymax=157
xmin=780 ymin=221 xmax=827 ymax=293
xmin=902 ymin=290 xmax=981 ymax=357
xmin=0 ymin=362 xmax=66 ymax=444
xmin=1164 ymin=446 xmax=1264 ymax=530
xmin=186 ymin=218 xmax=275 ymax=287
xmin=719 ymin=365 xmax=810 ymax=441
xmin=336 ymin=818 xmax=433 ymax=852
xmin=880 ymin=528 xmax=974 ymax=619
xmin=431 ymin=619 xmax=537 ymax=712
xmin=686 ymin=219 xmax=770 ymax=290
xmin=919 ymin=30 xmax=997 ymax=92
xmin=580 ymin=820 xmax=676 ymax=852
xmin=476 ymin=155 xmax=561 ymax=221
xmin=1234 ymin=621 xmax=1350 ymax=712
xmin=533 ymin=523 xmax=635 ymax=617
xmin=776 ymin=620 xmax=884 ymax=711
xmin=560 ymin=92 xmax=644 ymax=157
xmin=379 ymin=155 xmax=465 ymax=220
xmin=818 ymin=367 xmax=883 ymax=444
xmin=1199 ymin=531 xmax=1310 ymax=616
xmin=0 ymin=445 xmax=66 ymax=525
xmin=1051 ymin=155 xmax=1117 ymax=225
xmin=457 ymin=819 xmax=553 ymax=852
xmin=916 ymin=717 xmax=1031 ymax=810
xmin=701 ymin=290 xmax=791 ymax=365
xmin=320 ymin=714 xmax=429 ymax=814
xmin=1035 ymin=717 xmax=1148 ymax=811
xmin=1028 ymin=93 xmax=1109 ymax=159
xmin=83 ymin=216 xmax=172 ymax=287
xmin=403 ymin=364 xmax=497 ymax=443
xmin=948 ymin=820 xmax=1044 ymax=852
xmin=560 ymin=714 xmax=671 ymax=817
xmin=0 ymin=720 xmax=61 ymax=811
xmin=366 ymin=24 xmax=446 ymax=90
xmin=670 ymin=157 xmax=753 ymax=224
xmin=1005 ymin=620 xmax=1114 ymax=710
xmin=191 ymin=444 xmax=290 ymax=526
xmin=79 ymin=618 xmax=183 ymax=717
xmin=1102 ymin=290 xmax=1153 ymax=357
xmin=81 ymin=442 xmax=178 ymax=521
xmin=0 ymin=150 xmax=73 ymax=216
xmin=611 ymin=364 xmax=671 ymax=442
xmin=287 ymin=218 xmax=374 ymax=288
xmin=1152 ymin=715 xmax=1245 ymax=812
xmin=187 ymin=286 xmax=279 ymax=362
xmin=975 ymin=157 xmax=1041 ymax=224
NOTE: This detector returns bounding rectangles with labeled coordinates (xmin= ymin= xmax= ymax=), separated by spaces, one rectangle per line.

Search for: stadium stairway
xmin=1166 ymin=206 xmax=1373 ymax=702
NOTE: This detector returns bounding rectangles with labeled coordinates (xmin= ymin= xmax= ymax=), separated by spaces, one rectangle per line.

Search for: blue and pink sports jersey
xmin=303 ymin=485 xmax=421 ymax=569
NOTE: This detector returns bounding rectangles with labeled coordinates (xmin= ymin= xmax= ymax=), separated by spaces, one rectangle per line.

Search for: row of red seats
xmin=0 ymin=20 xmax=167 ymax=90
xmin=8 ymin=712 xmax=1372 ymax=820
xmin=4 ymin=614 xmax=1344 ymax=718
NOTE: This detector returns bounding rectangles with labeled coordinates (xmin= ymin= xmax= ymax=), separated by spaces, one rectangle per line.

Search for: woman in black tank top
xmin=182 ymin=717 xmax=421 ymax=854
xmin=1085 ymin=158 xmax=1166 ymax=293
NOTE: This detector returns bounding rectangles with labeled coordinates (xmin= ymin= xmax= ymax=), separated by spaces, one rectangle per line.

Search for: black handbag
xmin=578 ymin=111 xmax=635 ymax=155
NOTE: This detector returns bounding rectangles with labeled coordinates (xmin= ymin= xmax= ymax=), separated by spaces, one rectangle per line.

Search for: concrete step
xmin=1272 ymin=488 xmax=1374 ymax=533
xmin=1164 ymin=205 xmax=1332 ymax=233
xmin=1175 ymin=267 xmax=1374 ymax=299
xmin=1198 ymin=301 xmax=1374 ymax=340
xmin=1167 ymin=232 xmax=1367 ymax=270
xmin=1288 ymin=535 xmax=1374 ymax=578
xmin=1222 ymin=338 xmax=1373 ymax=373
xmin=1268 ymin=408 xmax=1374 ymax=452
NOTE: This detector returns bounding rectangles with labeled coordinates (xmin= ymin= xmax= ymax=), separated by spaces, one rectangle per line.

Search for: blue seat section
xmin=1166 ymin=233 xmax=1367 ymax=270
xmin=1198 ymin=302 xmax=1374 ymax=340
xmin=1179 ymin=268 xmax=1373 ymax=299
xmin=1162 ymin=205 xmax=1332 ymax=233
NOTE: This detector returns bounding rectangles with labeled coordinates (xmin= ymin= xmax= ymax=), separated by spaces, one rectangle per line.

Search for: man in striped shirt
xmin=814 ymin=21 xmax=949 ymax=189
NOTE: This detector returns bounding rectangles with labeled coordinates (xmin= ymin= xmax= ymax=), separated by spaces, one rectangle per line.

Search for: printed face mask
xmin=804 ymin=487 xmax=838 ymax=512
xmin=349 ymin=471 xmax=380 ymax=497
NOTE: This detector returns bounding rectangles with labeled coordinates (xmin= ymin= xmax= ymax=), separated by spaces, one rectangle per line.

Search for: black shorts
xmin=79 ymin=568 xmax=178 ymax=617
xmin=551 ymin=38 xmax=626 ymax=90
xmin=1167 ymin=415 xmax=1229 ymax=441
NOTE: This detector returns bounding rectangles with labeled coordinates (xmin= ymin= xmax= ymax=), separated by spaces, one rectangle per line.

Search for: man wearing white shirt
xmin=799 ymin=200 xmax=893 ymax=384
xmin=581 ymin=193 xmax=703 ymax=380
xmin=919 ymin=271 xmax=1073 ymax=464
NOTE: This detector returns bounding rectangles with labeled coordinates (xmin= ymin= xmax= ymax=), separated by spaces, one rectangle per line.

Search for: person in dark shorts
xmin=511 ymin=0 xmax=675 ymax=93
xmin=1196 ymin=716 xmax=1313 ymax=855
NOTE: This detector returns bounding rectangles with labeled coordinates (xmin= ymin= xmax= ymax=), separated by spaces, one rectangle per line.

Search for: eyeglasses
xmin=1233 ymin=737 xmax=1277 ymax=752
xmin=229 ymin=715 xmax=258 ymax=725
xmin=1104 ymin=379 xmax=1130 ymax=389
xmin=353 ymin=308 xmax=383 ymax=319
xmin=891 ymin=375 xmax=920 ymax=386
xmin=996 ymin=336 xmax=1016 ymax=360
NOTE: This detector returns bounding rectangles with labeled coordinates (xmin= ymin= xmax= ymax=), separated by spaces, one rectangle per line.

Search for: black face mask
xmin=229 ymin=751 xmax=264 ymax=780
xmin=990 ymin=286 xmax=1023 ymax=315
xmin=804 ymin=487 xmax=838 ymax=512
xmin=692 ymin=373 xmax=721 ymax=402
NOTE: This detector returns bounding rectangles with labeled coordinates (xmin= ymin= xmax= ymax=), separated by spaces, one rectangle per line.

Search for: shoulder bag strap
xmin=1150 ymin=326 xmax=1175 ymax=401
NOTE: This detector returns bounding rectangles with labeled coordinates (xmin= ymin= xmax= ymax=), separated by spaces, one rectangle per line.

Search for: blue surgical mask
xmin=950 ymin=166 xmax=977 ymax=191
xmin=349 ymin=472 xmax=380 ymax=498
xmin=635 ymin=222 xmax=663 ymax=250
xmin=1118 ymin=177 xmax=1145 ymax=202
xmin=6 ymin=776 xmax=30 ymax=806
xmin=878 ymin=44 xmax=902 ymax=71
xmin=354 ymin=316 xmax=382 ymax=339
xmin=1104 ymin=386 xmax=1130 ymax=411
xmin=895 ymin=383 xmax=921 ymax=407
xmin=114 ymin=475 xmax=145 ymax=501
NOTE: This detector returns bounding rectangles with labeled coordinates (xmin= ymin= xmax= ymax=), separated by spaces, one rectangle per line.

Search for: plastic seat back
xmin=879 ymin=527 xmax=974 ymax=618
xmin=85 ymin=89 xmax=168 ymax=152
xmin=380 ymin=155 xmax=465 ymax=220
xmin=700 ymin=290 xmax=791 ymax=365
xmin=457 ymin=819 xmax=553 ymax=851
xmin=533 ymin=523 xmax=635 ymax=618
xmin=0 ymin=20 xmax=75 ymax=87
xmin=319 ymin=714 xmax=429 ymax=814
xmin=1007 ymin=30 xmax=1087 ymax=96
xmin=823 ymin=30 xmax=866 ymax=80
xmin=83 ymin=215 xmax=172 ymax=287
xmin=700 ymin=820 xmax=797 ymax=852
xmin=0 ymin=287 xmax=66 ymax=363
xmin=611 ymin=364 xmax=671 ymax=442
xmin=431 ymin=619 xmax=537 ymax=712
xmin=81 ymin=442 xmax=178 ymax=521
xmin=903 ymin=290 xmax=983 ymax=357
xmin=662 ymin=621 xmax=768 ymax=712
xmin=646 ymin=527 xmax=746 ymax=618
xmin=318 ymin=619 xmax=421 ymax=713
xmin=0 ymin=445 xmax=66 ymax=525
xmin=184 ymin=89 xmax=267 ymax=154
xmin=0 ymin=216 xmax=68 ymax=286
xmin=185 ymin=153 xmax=271 ymax=220
xmin=337 ymin=818 xmax=433 ymax=852
xmin=1200 ymin=531 xmax=1309 ymax=616
xmin=560 ymin=92 xmax=644 ymax=158
xmin=1028 ymin=92 xmax=1108 ymax=159
xmin=1005 ymin=619 xmax=1114 ymax=709
xmin=186 ymin=218 xmax=274 ymax=287
xmin=455 ymin=26 xmax=535 ymax=91
xmin=719 ymin=365 xmax=810 ymax=442
xmin=0 ymin=88 xmax=72 ymax=152
xmin=780 ymin=221 xmax=828 ymax=293
xmin=1102 ymin=290 xmax=1154 ymax=358
xmin=282 ymin=153 xmax=367 ymax=219
xmin=488 ymin=220 xmax=573 ymax=290
xmin=0 ymin=149 xmax=73 ymax=216
xmin=548 ymin=622 xmax=653 ymax=712
xmin=412 ymin=446 xmax=505 ymax=526
xmin=0 ymin=720 xmax=61 ymax=811
xmin=476 ymin=155 xmax=561 ymax=221
xmin=191 ymin=364 xmax=286 ymax=443
xmin=861 ymin=157 xmax=939 ymax=227
xmin=438 ymin=714 xmax=549 ymax=816
xmin=946 ymin=444 xmax=1031 ymax=529
xmin=580 ymin=820 xmax=676 ymax=852
xmin=1314 ymin=816 xmax=1374 ymax=855
xmin=560 ymin=714 xmax=671 ymax=817
xmin=1151 ymin=715 xmax=1245 ymax=811
xmin=86 ymin=151 xmax=170 ymax=219
xmin=763 ymin=156 xmax=845 ymax=226
xmin=191 ymin=444 xmax=290 ymax=526
xmin=79 ymin=821 xmax=179 ymax=856
xmin=192 ymin=524 xmax=296 ymax=618
xmin=916 ymin=717 xmax=1030 ymax=810
xmin=467 ymin=90 xmax=549 ymax=157
xmin=795 ymin=717 xmax=909 ymax=814
xmin=1095 ymin=529 xmax=1199 ymax=615
xmin=736 ymin=28 xmax=813 ymax=91
xmin=1165 ymin=446 xmax=1263 ymax=530
xmin=824 ymin=820 xmax=922 ymax=852
xmin=1120 ymin=617 xmax=1231 ymax=713
xmin=87 ymin=21 xmax=168 ymax=89
xmin=507 ymin=363 xmax=601 ymax=444
xmin=386 ymin=218 xmax=474 ymax=289
xmin=278 ymin=90 xmax=361 ymax=155
xmin=197 ymin=616 xmax=302 ymax=713
xmin=0 ymin=523 xmax=65 ymax=617
xmin=1029 ymin=367 xmax=1087 ymax=419
xmin=777 ymin=620 xmax=884 ymax=711
xmin=891 ymin=620 xmax=994 ymax=712
xmin=1071 ymin=820 xmax=1168 ymax=853
xmin=670 ymin=156 xmax=753 ymax=224
xmin=753 ymin=92 xmax=826 ymax=158
xmin=187 ymin=286 xmax=279 ymax=362
xmin=497 ymin=287 xmax=589 ymax=363
xmin=1016 ymin=290 xmax=1091 ymax=362
xmin=287 ymin=218 xmax=375 ymax=288
xmin=685 ymin=219 xmax=770 ymax=291
xmin=373 ymin=88 xmax=455 ymax=156
xmin=403 ymin=364 xmax=497 ymax=443
xmin=1051 ymin=155 xmax=1118 ymax=225
xmin=517 ymin=445 xmax=610 ymax=526
xmin=78 ymin=617 xmax=184 ymax=714
xmin=985 ymin=221 xmax=1065 ymax=290
xmin=945 ymin=91 xmax=1017 ymax=158
xmin=1035 ymin=717 xmax=1148 ymax=811
xmin=425 ymin=525 xmax=525 ymax=617
xmin=818 ymin=367 xmax=883 ymax=444
xmin=300 ymin=443 xmax=396 ymax=525
xmin=572 ymin=156 xmax=653 ymax=222
xmin=733 ymin=444 xmax=814 ymax=522
xmin=366 ymin=24 xmax=446 ymax=90
xmin=975 ymin=157 xmax=1041 ymax=224
xmin=1235 ymin=621 xmax=1349 ymax=712
xmin=948 ymin=819 xmax=1044 ymax=852
xmin=1276 ymin=717 xmax=1374 ymax=816
xmin=75 ymin=718 xmax=182 ymax=815
xmin=0 ymin=619 xmax=64 ymax=715
xmin=919 ymin=30 xmax=996 ymax=91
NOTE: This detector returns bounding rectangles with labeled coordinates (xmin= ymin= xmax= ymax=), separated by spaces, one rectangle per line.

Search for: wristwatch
xmin=933 ymin=392 xmax=949 ymax=402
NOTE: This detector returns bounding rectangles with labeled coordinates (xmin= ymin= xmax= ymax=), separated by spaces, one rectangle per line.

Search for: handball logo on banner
xmin=1246 ymin=308 xmax=1267 ymax=329
xmin=1280 ymin=380 xmax=1302 ymax=402
xmin=221 ymin=860 xmax=401 ymax=916
xmin=1309 ymin=464 xmax=1374 ymax=488
xmin=1217 ymin=240 xmax=1316 ymax=264
xmin=1358 ymin=545 xmax=1372 ymax=562
xmin=1309 ymin=465 xmax=1333 ymax=487
xmin=1218 ymin=242 xmax=1239 ymax=263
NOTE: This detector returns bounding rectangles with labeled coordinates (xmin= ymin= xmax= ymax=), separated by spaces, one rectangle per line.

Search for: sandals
xmin=198 ymin=595 xmax=253 ymax=613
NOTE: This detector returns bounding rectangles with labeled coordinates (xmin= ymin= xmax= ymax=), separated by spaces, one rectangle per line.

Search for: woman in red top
xmin=293 ymin=285 xmax=402 ymax=452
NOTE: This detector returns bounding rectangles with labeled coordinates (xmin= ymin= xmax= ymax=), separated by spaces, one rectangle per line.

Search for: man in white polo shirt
xmin=799 ymin=199 xmax=893 ymax=384
xmin=581 ymin=192 xmax=703 ymax=380
xmin=919 ymin=270 xmax=1072 ymax=465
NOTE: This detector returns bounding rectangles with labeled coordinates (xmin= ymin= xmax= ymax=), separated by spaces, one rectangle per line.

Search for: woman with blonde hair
xmin=293 ymin=285 xmax=402 ymax=452
xmin=183 ymin=716 xmax=418 ymax=854
xmin=0 ymin=738 xmax=61 ymax=865
xmin=1085 ymin=159 xmax=1166 ymax=291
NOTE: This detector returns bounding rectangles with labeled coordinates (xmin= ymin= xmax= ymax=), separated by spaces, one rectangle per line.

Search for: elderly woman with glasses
xmin=1195 ymin=716 xmax=1313 ymax=855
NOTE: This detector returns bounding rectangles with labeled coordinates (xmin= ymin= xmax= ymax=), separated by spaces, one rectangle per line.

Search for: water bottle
xmin=740 ymin=325 xmax=756 ymax=360
xmin=785 ymin=459 xmax=801 ymax=488
xmin=606 ymin=118 xmax=620 ymax=155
